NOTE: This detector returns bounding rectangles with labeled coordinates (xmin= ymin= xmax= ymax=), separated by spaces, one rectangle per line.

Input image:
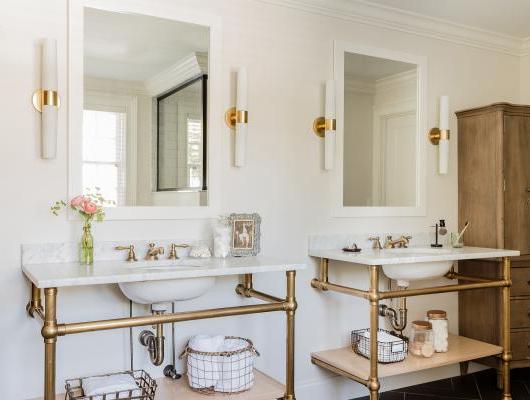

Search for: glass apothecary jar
xmin=409 ymin=321 xmax=434 ymax=358
xmin=427 ymin=309 xmax=448 ymax=353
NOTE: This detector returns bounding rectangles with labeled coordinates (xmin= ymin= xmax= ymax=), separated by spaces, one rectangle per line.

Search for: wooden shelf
xmin=30 ymin=369 xmax=284 ymax=400
xmin=311 ymin=334 xmax=503 ymax=381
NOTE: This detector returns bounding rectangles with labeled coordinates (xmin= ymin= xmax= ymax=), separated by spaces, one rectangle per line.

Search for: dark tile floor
xmin=352 ymin=368 xmax=530 ymax=400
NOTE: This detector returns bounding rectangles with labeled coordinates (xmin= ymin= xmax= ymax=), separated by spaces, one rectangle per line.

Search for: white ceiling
xmin=365 ymin=0 xmax=530 ymax=38
xmin=84 ymin=8 xmax=209 ymax=82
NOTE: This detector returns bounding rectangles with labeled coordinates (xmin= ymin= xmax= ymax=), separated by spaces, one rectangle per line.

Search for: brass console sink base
xmin=311 ymin=257 xmax=513 ymax=400
xmin=26 ymin=271 xmax=298 ymax=400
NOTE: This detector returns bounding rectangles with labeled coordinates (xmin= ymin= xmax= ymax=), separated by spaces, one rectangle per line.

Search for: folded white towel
xmin=82 ymin=373 xmax=139 ymax=400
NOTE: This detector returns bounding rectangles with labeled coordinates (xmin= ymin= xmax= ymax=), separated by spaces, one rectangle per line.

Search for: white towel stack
xmin=186 ymin=335 xmax=256 ymax=392
xmin=82 ymin=373 xmax=140 ymax=400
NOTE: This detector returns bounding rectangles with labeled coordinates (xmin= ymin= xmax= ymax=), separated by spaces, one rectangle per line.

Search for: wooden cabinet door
xmin=504 ymin=115 xmax=530 ymax=254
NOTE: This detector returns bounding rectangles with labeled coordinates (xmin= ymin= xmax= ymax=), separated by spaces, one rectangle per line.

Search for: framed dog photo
xmin=229 ymin=213 xmax=261 ymax=256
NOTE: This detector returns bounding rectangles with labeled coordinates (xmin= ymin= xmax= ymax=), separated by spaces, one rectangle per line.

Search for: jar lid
xmin=427 ymin=310 xmax=447 ymax=319
xmin=412 ymin=320 xmax=432 ymax=330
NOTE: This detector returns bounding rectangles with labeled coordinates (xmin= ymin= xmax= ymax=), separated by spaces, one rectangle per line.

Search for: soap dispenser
xmin=431 ymin=219 xmax=447 ymax=248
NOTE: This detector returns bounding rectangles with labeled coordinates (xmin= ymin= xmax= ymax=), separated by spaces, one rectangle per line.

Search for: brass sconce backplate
xmin=313 ymin=117 xmax=336 ymax=138
xmin=225 ymin=107 xmax=248 ymax=129
xmin=32 ymin=89 xmax=60 ymax=113
xmin=225 ymin=107 xmax=237 ymax=129
xmin=428 ymin=127 xmax=450 ymax=145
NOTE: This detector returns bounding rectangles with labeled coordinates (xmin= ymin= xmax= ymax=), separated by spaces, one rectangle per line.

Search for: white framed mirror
xmin=68 ymin=0 xmax=222 ymax=219
xmin=332 ymin=41 xmax=427 ymax=217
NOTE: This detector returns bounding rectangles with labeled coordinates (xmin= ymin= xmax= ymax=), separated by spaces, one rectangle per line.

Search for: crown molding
xmin=344 ymin=75 xmax=375 ymax=94
xmin=256 ymin=0 xmax=527 ymax=56
xmin=144 ymin=52 xmax=208 ymax=96
xmin=375 ymin=69 xmax=416 ymax=92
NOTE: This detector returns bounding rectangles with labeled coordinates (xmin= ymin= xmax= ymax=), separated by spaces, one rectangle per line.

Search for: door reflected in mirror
xmin=343 ymin=52 xmax=417 ymax=207
xmin=83 ymin=8 xmax=209 ymax=207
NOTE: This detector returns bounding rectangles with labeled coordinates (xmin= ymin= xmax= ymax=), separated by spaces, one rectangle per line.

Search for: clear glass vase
xmin=80 ymin=222 xmax=94 ymax=265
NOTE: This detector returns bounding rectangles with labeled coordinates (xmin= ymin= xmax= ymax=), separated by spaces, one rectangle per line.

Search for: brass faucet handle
xmin=168 ymin=243 xmax=190 ymax=260
xmin=115 ymin=245 xmax=138 ymax=262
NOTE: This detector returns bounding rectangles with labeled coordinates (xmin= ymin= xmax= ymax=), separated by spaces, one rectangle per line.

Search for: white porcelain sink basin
xmin=118 ymin=263 xmax=215 ymax=305
xmin=381 ymin=248 xmax=454 ymax=287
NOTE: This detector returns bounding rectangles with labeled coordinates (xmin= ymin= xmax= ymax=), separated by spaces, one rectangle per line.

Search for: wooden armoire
xmin=457 ymin=103 xmax=530 ymax=371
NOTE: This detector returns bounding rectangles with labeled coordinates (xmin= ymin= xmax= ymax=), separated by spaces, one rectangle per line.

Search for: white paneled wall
xmin=0 ymin=0 xmax=524 ymax=399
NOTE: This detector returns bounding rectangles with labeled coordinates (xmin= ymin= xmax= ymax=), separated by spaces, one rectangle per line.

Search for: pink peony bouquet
xmin=51 ymin=188 xmax=112 ymax=223
xmin=51 ymin=189 xmax=113 ymax=264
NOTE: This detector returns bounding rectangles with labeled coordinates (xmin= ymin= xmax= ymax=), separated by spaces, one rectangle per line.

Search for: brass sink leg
xmin=42 ymin=288 xmax=58 ymax=400
xmin=283 ymin=270 xmax=297 ymax=400
xmin=501 ymin=257 xmax=512 ymax=399
xmin=368 ymin=266 xmax=380 ymax=400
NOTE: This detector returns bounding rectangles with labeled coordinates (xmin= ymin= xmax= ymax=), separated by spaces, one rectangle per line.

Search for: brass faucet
xmin=115 ymin=245 xmax=138 ymax=262
xmin=384 ymin=235 xmax=412 ymax=249
xmin=167 ymin=243 xmax=189 ymax=260
xmin=145 ymin=243 xmax=164 ymax=261
xmin=368 ymin=236 xmax=383 ymax=250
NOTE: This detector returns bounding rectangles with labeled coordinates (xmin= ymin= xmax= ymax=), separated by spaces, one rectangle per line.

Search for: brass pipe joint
xmin=284 ymin=300 xmax=298 ymax=313
xmin=235 ymin=284 xmax=252 ymax=298
xmin=367 ymin=377 xmax=380 ymax=392
xmin=27 ymin=285 xmax=44 ymax=320
xmin=501 ymin=352 xmax=513 ymax=362
xmin=310 ymin=278 xmax=323 ymax=290
xmin=368 ymin=292 xmax=381 ymax=303
xmin=41 ymin=324 xmax=59 ymax=340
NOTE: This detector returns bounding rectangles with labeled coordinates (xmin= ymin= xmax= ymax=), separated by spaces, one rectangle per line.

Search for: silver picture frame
xmin=229 ymin=213 xmax=261 ymax=256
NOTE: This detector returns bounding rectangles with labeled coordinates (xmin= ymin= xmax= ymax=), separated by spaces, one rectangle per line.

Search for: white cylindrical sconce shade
xmin=439 ymin=95 xmax=449 ymax=174
xmin=234 ymin=67 xmax=248 ymax=167
xmin=324 ymin=80 xmax=336 ymax=171
xmin=439 ymin=137 xmax=449 ymax=174
xmin=41 ymin=38 xmax=58 ymax=159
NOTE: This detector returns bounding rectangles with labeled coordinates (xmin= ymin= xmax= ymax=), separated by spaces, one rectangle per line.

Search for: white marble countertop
xmin=309 ymin=246 xmax=520 ymax=266
xmin=22 ymin=257 xmax=306 ymax=288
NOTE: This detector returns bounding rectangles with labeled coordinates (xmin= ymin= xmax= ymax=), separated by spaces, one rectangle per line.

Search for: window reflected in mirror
xmin=343 ymin=52 xmax=418 ymax=207
xmin=157 ymin=76 xmax=207 ymax=193
xmin=83 ymin=8 xmax=209 ymax=207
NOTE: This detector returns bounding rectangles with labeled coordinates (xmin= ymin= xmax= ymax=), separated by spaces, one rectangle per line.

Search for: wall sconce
xmin=225 ymin=67 xmax=248 ymax=167
xmin=33 ymin=38 xmax=60 ymax=159
xmin=428 ymin=95 xmax=450 ymax=174
xmin=313 ymin=80 xmax=336 ymax=170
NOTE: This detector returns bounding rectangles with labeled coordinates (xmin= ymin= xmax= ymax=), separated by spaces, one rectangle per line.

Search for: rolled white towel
xmin=188 ymin=334 xmax=225 ymax=352
xmin=82 ymin=373 xmax=139 ymax=400
xmin=215 ymin=338 xmax=256 ymax=393
xmin=187 ymin=335 xmax=225 ymax=389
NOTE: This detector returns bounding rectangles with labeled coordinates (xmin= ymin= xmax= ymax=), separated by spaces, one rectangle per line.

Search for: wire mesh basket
xmin=180 ymin=336 xmax=260 ymax=394
xmin=65 ymin=370 xmax=157 ymax=400
xmin=351 ymin=328 xmax=408 ymax=364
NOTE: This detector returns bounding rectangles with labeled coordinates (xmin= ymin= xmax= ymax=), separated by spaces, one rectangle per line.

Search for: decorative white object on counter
xmin=189 ymin=245 xmax=211 ymax=258
xmin=213 ymin=216 xmax=231 ymax=258
xmin=427 ymin=309 xmax=449 ymax=353
xmin=409 ymin=321 xmax=434 ymax=358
